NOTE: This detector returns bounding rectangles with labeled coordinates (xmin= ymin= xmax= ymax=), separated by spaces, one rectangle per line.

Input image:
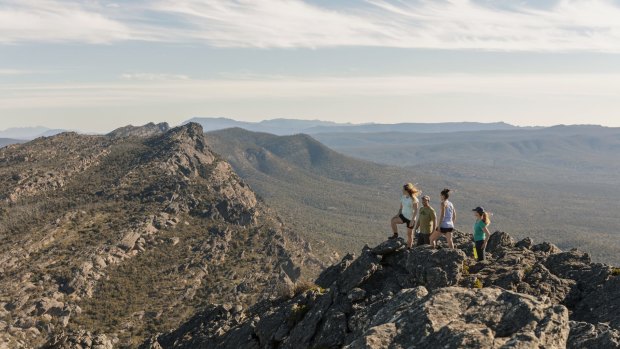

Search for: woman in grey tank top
xmin=430 ymin=188 xmax=456 ymax=249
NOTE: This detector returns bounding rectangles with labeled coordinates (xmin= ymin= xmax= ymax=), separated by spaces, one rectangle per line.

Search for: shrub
xmin=293 ymin=279 xmax=325 ymax=296
xmin=612 ymin=267 xmax=620 ymax=276
xmin=473 ymin=278 xmax=483 ymax=289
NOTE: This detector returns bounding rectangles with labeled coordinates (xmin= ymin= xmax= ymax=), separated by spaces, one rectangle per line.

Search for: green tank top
xmin=473 ymin=220 xmax=487 ymax=241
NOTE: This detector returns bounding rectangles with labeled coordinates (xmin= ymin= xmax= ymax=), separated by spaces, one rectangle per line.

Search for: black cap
xmin=472 ymin=207 xmax=485 ymax=214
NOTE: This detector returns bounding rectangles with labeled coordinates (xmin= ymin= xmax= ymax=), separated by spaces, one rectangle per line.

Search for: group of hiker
xmin=389 ymin=183 xmax=491 ymax=261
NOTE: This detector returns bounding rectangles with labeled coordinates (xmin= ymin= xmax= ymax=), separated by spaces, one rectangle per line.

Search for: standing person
xmin=414 ymin=195 xmax=436 ymax=246
xmin=430 ymin=188 xmax=456 ymax=249
xmin=389 ymin=183 xmax=420 ymax=246
xmin=472 ymin=207 xmax=491 ymax=261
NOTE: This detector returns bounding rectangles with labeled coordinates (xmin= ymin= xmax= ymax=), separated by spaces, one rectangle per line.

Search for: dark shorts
xmin=440 ymin=227 xmax=454 ymax=234
xmin=417 ymin=233 xmax=431 ymax=246
xmin=398 ymin=214 xmax=414 ymax=229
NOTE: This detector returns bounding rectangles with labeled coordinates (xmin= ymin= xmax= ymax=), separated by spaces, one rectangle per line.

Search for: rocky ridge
xmin=0 ymin=123 xmax=319 ymax=348
xmin=145 ymin=230 xmax=620 ymax=349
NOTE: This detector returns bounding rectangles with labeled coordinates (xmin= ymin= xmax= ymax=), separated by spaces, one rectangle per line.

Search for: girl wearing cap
xmin=430 ymin=188 xmax=456 ymax=249
xmin=472 ymin=207 xmax=491 ymax=261
xmin=390 ymin=183 xmax=420 ymax=246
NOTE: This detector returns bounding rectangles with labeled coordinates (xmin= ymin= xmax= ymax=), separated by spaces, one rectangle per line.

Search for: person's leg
xmin=406 ymin=227 xmax=414 ymax=248
xmin=390 ymin=216 xmax=403 ymax=238
xmin=430 ymin=230 xmax=440 ymax=248
xmin=475 ymin=240 xmax=485 ymax=261
xmin=416 ymin=232 xmax=425 ymax=246
xmin=423 ymin=233 xmax=431 ymax=245
xmin=446 ymin=231 xmax=454 ymax=249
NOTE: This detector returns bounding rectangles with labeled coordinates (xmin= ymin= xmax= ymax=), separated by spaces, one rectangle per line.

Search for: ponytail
xmin=481 ymin=212 xmax=491 ymax=225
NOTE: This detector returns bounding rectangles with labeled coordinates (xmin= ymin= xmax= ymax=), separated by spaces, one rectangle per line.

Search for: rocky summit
xmin=0 ymin=123 xmax=320 ymax=348
xmin=144 ymin=231 xmax=620 ymax=349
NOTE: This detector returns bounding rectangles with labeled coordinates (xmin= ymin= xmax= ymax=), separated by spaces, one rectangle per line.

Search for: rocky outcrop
xmin=0 ymin=123 xmax=316 ymax=348
xmin=42 ymin=330 xmax=115 ymax=349
xmin=147 ymin=231 xmax=620 ymax=349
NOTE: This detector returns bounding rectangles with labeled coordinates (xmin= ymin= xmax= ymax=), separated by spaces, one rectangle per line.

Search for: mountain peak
xmin=107 ymin=122 xmax=170 ymax=139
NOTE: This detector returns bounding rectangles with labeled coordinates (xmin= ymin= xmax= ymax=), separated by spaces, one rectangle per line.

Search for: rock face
xmin=147 ymin=231 xmax=620 ymax=349
xmin=0 ymin=123 xmax=318 ymax=348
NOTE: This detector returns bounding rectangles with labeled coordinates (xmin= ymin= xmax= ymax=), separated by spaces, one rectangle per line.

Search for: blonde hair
xmin=403 ymin=183 xmax=421 ymax=198
xmin=481 ymin=212 xmax=491 ymax=225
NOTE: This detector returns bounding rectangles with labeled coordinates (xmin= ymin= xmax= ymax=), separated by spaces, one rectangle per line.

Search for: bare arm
xmin=482 ymin=226 xmax=491 ymax=247
xmin=437 ymin=203 xmax=446 ymax=230
xmin=453 ymin=208 xmax=457 ymax=225
xmin=431 ymin=210 xmax=437 ymax=232
xmin=412 ymin=201 xmax=419 ymax=225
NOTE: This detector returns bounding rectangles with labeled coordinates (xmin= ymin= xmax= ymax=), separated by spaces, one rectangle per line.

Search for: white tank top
xmin=401 ymin=195 xmax=416 ymax=221
xmin=440 ymin=200 xmax=455 ymax=228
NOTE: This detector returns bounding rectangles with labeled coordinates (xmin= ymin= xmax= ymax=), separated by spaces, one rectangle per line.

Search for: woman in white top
xmin=430 ymin=188 xmax=456 ymax=249
xmin=390 ymin=183 xmax=420 ymax=248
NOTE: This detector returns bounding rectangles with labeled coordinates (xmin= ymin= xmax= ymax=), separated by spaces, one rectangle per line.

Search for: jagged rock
xmin=42 ymin=330 xmax=114 ymax=349
xmin=370 ymin=238 xmax=406 ymax=256
xmin=572 ymin=276 xmax=620 ymax=329
xmin=149 ymin=230 xmax=620 ymax=349
xmin=515 ymin=237 xmax=534 ymax=249
xmin=316 ymin=253 xmax=355 ymax=288
xmin=532 ymin=241 xmax=562 ymax=255
xmin=119 ymin=231 xmax=141 ymax=251
xmin=485 ymin=231 xmax=515 ymax=253
xmin=518 ymin=263 xmax=579 ymax=305
xmin=361 ymin=287 xmax=569 ymax=349
xmin=382 ymin=246 xmax=466 ymax=290
xmin=337 ymin=249 xmax=381 ymax=293
xmin=35 ymin=298 xmax=65 ymax=317
xmin=568 ymin=321 xmax=620 ymax=349
xmin=347 ymin=288 xmax=366 ymax=302
xmin=544 ymin=249 xmax=613 ymax=296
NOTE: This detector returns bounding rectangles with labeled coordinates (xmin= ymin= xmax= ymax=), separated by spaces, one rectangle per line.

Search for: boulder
xmin=371 ymin=239 xmax=406 ymax=256
xmin=485 ymin=231 xmax=515 ymax=253
xmin=354 ymin=287 xmax=569 ymax=349
xmin=119 ymin=231 xmax=141 ymax=251
xmin=572 ymin=276 xmax=620 ymax=330
xmin=568 ymin=321 xmax=620 ymax=349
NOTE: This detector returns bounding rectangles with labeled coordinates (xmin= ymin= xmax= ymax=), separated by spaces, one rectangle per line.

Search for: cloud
xmin=2 ymin=73 xmax=619 ymax=110
xmin=0 ymin=0 xmax=133 ymax=44
xmin=120 ymin=73 xmax=191 ymax=81
xmin=0 ymin=69 xmax=32 ymax=75
xmin=1 ymin=0 xmax=620 ymax=52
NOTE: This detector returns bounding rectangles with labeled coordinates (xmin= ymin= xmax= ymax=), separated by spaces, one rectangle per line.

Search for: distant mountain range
xmin=185 ymin=117 xmax=523 ymax=135
xmin=206 ymin=127 xmax=620 ymax=265
xmin=0 ymin=126 xmax=66 ymax=140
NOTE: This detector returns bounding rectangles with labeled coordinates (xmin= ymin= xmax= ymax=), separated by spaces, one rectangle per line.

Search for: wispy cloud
xmin=2 ymin=73 xmax=619 ymax=110
xmin=0 ymin=0 xmax=133 ymax=44
xmin=120 ymin=73 xmax=191 ymax=81
xmin=1 ymin=0 xmax=620 ymax=52
xmin=0 ymin=69 xmax=33 ymax=75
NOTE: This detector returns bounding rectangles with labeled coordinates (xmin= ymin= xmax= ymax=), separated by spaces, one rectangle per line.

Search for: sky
xmin=1 ymin=0 xmax=620 ymax=133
